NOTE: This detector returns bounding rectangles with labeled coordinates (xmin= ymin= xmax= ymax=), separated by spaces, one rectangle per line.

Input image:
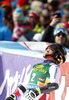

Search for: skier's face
xmin=43 ymin=46 xmax=54 ymax=57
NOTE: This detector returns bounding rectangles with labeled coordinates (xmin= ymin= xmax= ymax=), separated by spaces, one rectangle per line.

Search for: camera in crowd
xmin=53 ymin=12 xmax=61 ymax=18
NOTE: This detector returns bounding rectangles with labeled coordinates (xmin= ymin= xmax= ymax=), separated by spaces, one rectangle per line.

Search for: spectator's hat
xmin=29 ymin=11 xmax=40 ymax=22
xmin=55 ymin=23 xmax=66 ymax=29
xmin=0 ymin=0 xmax=12 ymax=8
xmin=17 ymin=0 xmax=29 ymax=11
xmin=30 ymin=1 xmax=43 ymax=13
xmin=54 ymin=28 xmax=68 ymax=36
xmin=18 ymin=0 xmax=28 ymax=7
xmin=0 ymin=0 xmax=12 ymax=16
xmin=13 ymin=8 xmax=24 ymax=21
xmin=33 ymin=33 xmax=42 ymax=41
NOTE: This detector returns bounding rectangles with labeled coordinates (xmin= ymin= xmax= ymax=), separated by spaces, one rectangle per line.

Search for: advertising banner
xmin=0 ymin=41 xmax=69 ymax=100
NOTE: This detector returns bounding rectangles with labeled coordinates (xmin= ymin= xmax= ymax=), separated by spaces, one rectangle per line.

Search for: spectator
xmin=32 ymin=9 xmax=51 ymax=41
xmin=0 ymin=0 xmax=12 ymax=17
xmin=28 ymin=9 xmax=50 ymax=34
xmin=53 ymin=27 xmax=68 ymax=48
xmin=39 ymin=9 xmax=50 ymax=30
xmin=41 ymin=15 xmax=69 ymax=48
xmin=12 ymin=8 xmax=35 ymax=41
xmin=41 ymin=15 xmax=61 ymax=42
xmin=3 ymin=11 xmax=13 ymax=32
xmin=16 ymin=0 xmax=30 ymax=21
xmin=28 ymin=10 xmax=40 ymax=33
xmin=0 ymin=0 xmax=13 ymax=31
xmin=0 ymin=7 xmax=12 ymax=41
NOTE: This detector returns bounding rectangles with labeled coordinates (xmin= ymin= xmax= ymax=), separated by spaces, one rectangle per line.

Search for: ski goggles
xmin=54 ymin=28 xmax=67 ymax=36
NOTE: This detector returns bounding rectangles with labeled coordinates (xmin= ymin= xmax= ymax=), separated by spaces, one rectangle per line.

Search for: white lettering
xmin=0 ymin=68 xmax=69 ymax=100
xmin=0 ymin=64 xmax=32 ymax=99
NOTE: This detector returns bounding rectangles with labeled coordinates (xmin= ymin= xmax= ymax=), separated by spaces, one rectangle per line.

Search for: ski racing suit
xmin=25 ymin=61 xmax=61 ymax=100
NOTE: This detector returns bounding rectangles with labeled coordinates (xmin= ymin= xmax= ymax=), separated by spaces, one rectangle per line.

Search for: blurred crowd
xmin=0 ymin=0 xmax=69 ymax=49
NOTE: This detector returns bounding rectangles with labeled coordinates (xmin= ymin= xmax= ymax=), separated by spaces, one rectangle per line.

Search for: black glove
xmin=25 ymin=88 xmax=41 ymax=100
xmin=6 ymin=94 xmax=17 ymax=100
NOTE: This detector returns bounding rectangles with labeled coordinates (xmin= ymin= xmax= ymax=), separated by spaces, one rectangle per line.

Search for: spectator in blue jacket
xmin=0 ymin=7 xmax=12 ymax=41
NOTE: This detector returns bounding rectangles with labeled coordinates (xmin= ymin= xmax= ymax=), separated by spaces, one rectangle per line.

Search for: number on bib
xmin=31 ymin=73 xmax=36 ymax=82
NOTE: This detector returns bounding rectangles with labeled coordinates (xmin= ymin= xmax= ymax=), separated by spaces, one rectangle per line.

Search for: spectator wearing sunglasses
xmin=42 ymin=26 xmax=68 ymax=48
xmin=41 ymin=15 xmax=69 ymax=48
xmin=27 ymin=10 xmax=40 ymax=30
xmin=41 ymin=14 xmax=61 ymax=43
xmin=53 ymin=28 xmax=68 ymax=47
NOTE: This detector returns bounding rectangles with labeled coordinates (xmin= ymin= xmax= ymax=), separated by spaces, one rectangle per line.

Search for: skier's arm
xmin=6 ymin=82 xmax=59 ymax=100
xmin=6 ymin=84 xmax=26 ymax=100
xmin=40 ymin=82 xmax=59 ymax=93
xmin=25 ymin=82 xmax=59 ymax=100
xmin=49 ymin=65 xmax=61 ymax=84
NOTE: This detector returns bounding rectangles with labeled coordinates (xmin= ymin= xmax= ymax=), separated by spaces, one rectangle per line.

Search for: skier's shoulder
xmin=49 ymin=62 xmax=59 ymax=68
